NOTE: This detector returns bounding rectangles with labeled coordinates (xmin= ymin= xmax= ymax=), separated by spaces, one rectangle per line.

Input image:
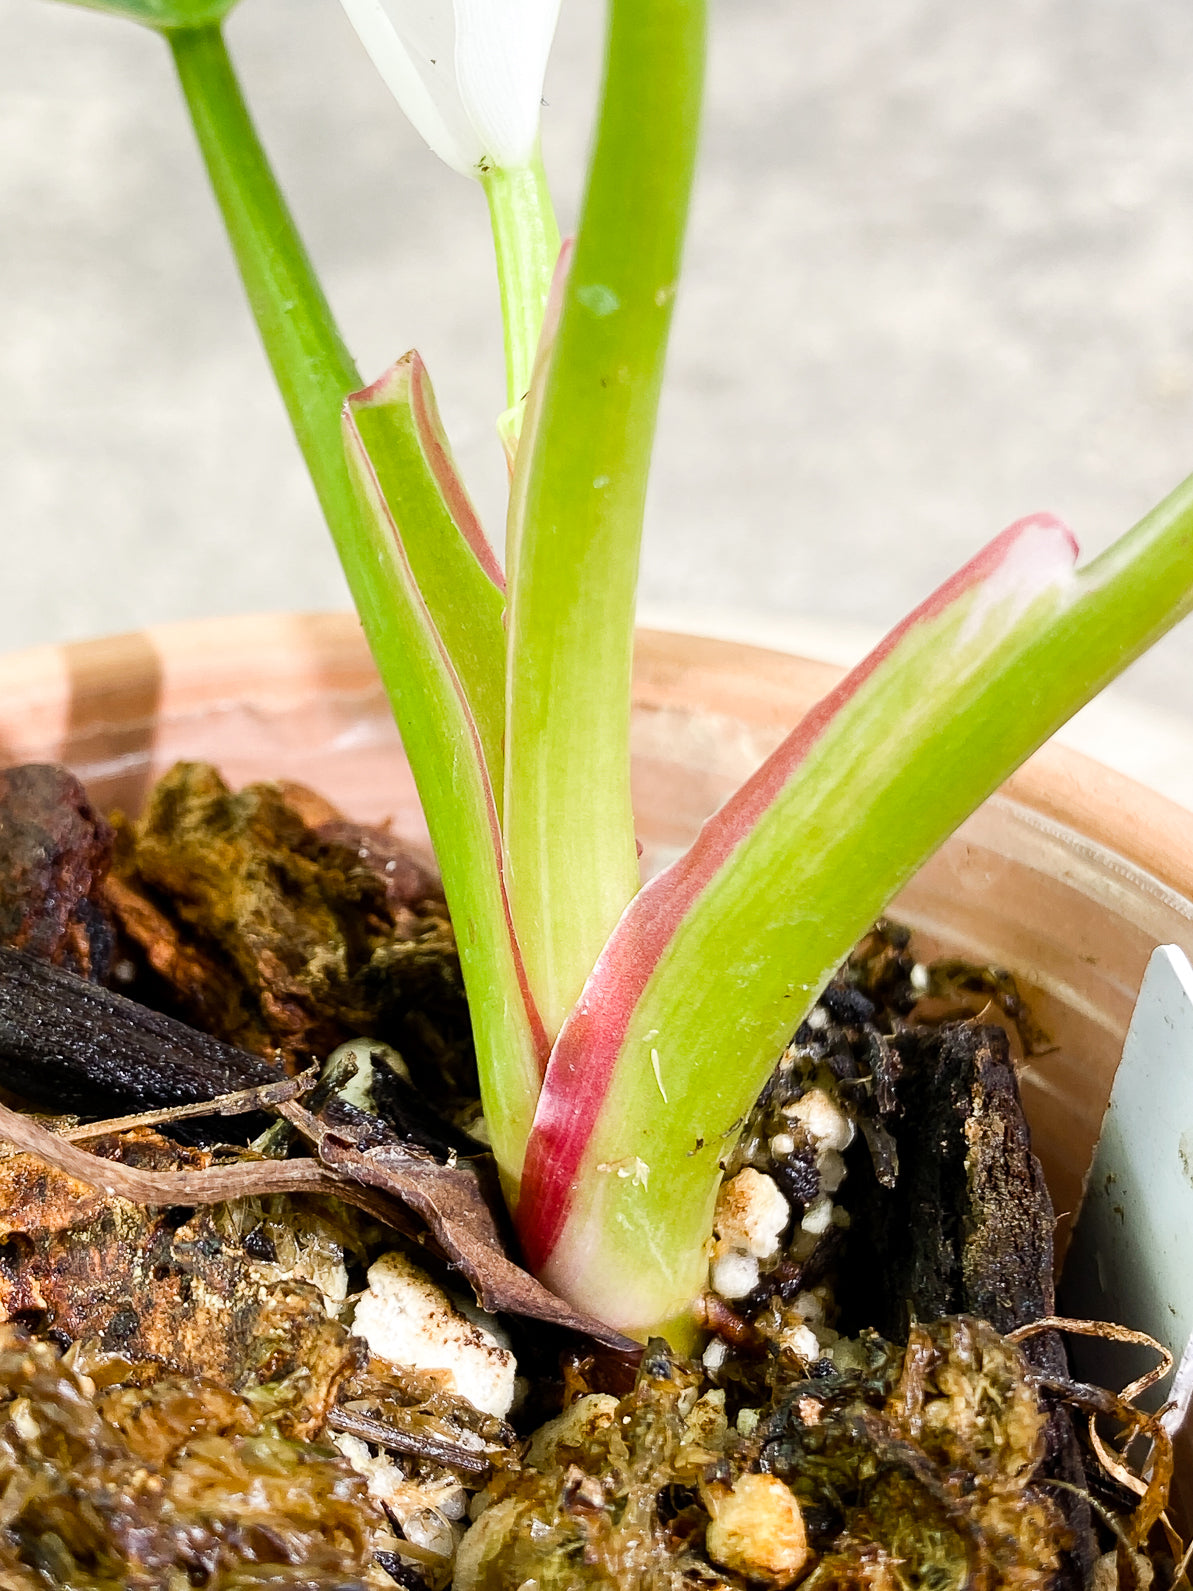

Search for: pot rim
xmin=1 ymin=610 xmax=1189 ymax=901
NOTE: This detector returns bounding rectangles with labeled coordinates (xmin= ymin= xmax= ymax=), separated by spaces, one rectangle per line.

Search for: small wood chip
xmin=0 ymin=1095 xmax=369 ymax=1208
xmin=326 ymin=1406 xmax=491 ymax=1477
xmin=61 ymin=1067 xmax=319 ymax=1141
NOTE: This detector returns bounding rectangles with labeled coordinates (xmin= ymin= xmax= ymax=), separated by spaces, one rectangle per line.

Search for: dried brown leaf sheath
xmin=0 ymin=950 xmax=632 ymax=1344
xmin=282 ymin=1099 xmax=638 ymax=1349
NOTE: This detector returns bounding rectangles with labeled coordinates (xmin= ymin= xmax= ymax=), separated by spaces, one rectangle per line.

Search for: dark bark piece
xmin=0 ymin=944 xmax=278 ymax=1119
xmin=838 ymin=1021 xmax=1054 ymax=1341
xmin=0 ymin=764 xmax=115 ymax=981
xmin=956 ymin=1029 xmax=1057 ymax=1334
xmin=373 ymin=1553 xmax=430 ymax=1590
xmin=837 ymin=1019 xmax=1095 ymax=1587
xmin=366 ymin=1058 xmax=486 ymax=1159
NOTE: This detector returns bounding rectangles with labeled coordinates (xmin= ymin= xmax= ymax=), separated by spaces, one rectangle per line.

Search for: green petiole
xmin=502 ymin=0 xmax=707 ymax=1040
xmin=481 ymin=154 xmax=561 ymax=418
xmin=169 ymin=26 xmax=360 ymax=544
xmin=168 ymin=21 xmax=546 ymax=1188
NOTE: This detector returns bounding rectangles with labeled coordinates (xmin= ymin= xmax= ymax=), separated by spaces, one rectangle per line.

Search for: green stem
xmin=1068 ymin=474 xmax=1193 ymax=657
xmin=523 ymin=482 xmax=1193 ymax=1339
xmin=169 ymin=23 xmax=544 ymax=1189
xmin=502 ymin=0 xmax=706 ymax=1038
xmin=169 ymin=25 xmax=361 ymax=538
xmin=481 ymin=155 xmax=561 ymax=412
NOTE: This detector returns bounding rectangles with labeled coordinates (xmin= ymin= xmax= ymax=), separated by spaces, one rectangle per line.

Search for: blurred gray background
xmin=5 ymin=0 xmax=1193 ymax=793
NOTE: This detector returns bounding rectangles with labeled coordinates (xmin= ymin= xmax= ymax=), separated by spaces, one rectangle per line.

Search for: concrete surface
xmin=5 ymin=0 xmax=1193 ymax=794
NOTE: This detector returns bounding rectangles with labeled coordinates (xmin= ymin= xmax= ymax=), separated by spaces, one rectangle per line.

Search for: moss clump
xmin=107 ymin=762 xmax=469 ymax=1096
xmin=0 ymin=1325 xmax=387 ymax=1590
xmin=458 ymin=1318 xmax=1069 ymax=1591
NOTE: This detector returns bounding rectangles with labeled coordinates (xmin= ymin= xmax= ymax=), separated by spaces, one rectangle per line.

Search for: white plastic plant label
xmin=1060 ymin=943 xmax=1193 ymax=1451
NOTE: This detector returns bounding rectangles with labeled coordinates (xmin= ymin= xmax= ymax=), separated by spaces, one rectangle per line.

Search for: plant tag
xmin=1059 ymin=943 xmax=1193 ymax=1506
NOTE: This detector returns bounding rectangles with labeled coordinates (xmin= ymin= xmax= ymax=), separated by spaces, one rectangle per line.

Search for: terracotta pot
xmin=2 ymin=612 xmax=1190 ymax=1498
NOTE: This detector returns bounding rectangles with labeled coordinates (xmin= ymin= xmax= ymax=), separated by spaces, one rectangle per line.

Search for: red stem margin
xmin=342 ymin=400 xmax=550 ymax=1071
xmin=517 ymin=513 xmax=1078 ymax=1266
xmin=405 ymin=354 xmax=507 ymax=592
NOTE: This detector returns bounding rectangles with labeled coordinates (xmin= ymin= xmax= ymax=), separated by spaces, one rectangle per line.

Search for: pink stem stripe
xmin=352 ymin=357 xmax=507 ymax=592
xmin=407 ymin=355 xmax=507 ymax=592
xmin=518 ymin=513 xmax=1077 ymax=1267
xmin=343 ymin=407 xmax=550 ymax=1069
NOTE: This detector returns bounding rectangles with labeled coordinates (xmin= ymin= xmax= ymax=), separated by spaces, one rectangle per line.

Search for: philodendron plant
xmin=51 ymin=0 xmax=1193 ymax=1348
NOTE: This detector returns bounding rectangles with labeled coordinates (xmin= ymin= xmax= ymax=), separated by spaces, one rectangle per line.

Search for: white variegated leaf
xmin=454 ymin=0 xmax=563 ymax=169
xmin=339 ymin=0 xmax=561 ymax=175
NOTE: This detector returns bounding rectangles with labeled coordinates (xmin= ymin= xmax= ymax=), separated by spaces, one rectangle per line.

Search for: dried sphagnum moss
xmin=104 ymin=763 xmax=467 ymax=1091
xmin=0 ymin=1324 xmax=388 ymax=1590
xmin=456 ymin=1318 xmax=1069 ymax=1591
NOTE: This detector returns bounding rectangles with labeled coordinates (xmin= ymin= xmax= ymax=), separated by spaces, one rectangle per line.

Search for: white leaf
xmin=339 ymin=0 xmax=483 ymax=175
xmin=340 ymin=0 xmax=561 ymax=175
xmin=454 ymin=0 xmax=563 ymax=169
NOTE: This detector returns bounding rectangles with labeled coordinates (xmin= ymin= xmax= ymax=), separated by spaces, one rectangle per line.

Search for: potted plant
xmin=6 ymin=0 xmax=1193 ymax=1582
xmin=83 ymin=0 xmax=1193 ymax=1335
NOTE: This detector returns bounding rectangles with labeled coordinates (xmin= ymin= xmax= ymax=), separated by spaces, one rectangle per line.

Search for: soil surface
xmin=0 ymin=763 xmax=1168 ymax=1590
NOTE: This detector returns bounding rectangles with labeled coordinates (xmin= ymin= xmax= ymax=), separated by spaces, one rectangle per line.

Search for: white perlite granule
xmin=352 ymin=1250 xmax=516 ymax=1417
xmin=714 ymin=1168 xmax=790 ymax=1260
